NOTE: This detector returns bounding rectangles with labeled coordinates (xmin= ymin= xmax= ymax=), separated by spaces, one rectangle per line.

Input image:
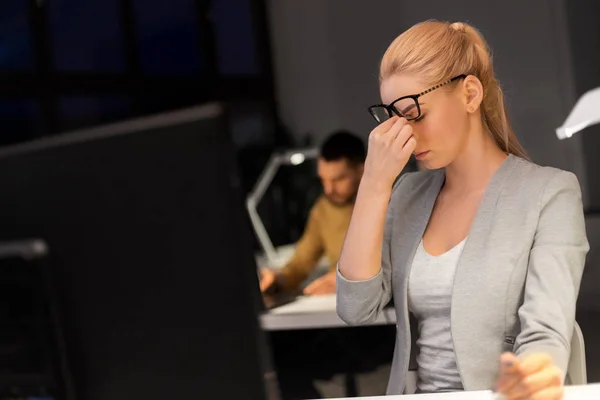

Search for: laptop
xmin=254 ymin=266 xmax=302 ymax=311
xmin=261 ymin=291 xmax=299 ymax=311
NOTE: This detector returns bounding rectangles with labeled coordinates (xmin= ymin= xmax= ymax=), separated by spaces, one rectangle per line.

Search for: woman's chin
xmin=417 ymin=158 xmax=439 ymax=170
xmin=417 ymin=154 xmax=454 ymax=171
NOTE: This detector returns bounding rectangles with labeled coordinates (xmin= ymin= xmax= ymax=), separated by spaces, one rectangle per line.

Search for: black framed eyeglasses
xmin=368 ymin=74 xmax=467 ymax=123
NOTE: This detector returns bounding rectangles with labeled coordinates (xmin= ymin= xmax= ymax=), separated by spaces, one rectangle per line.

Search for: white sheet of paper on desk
xmin=326 ymin=390 xmax=496 ymax=400
xmin=401 ymin=390 xmax=495 ymax=399
xmin=269 ymin=294 xmax=337 ymax=314
xmin=328 ymin=385 xmax=600 ymax=399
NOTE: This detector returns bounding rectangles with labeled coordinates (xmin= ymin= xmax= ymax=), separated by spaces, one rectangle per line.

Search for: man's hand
xmin=259 ymin=268 xmax=276 ymax=293
xmin=495 ymin=352 xmax=564 ymax=400
xmin=303 ymin=271 xmax=336 ymax=296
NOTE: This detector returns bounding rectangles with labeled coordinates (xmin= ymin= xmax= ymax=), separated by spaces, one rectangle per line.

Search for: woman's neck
xmin=443 ymin=134 xmax=507 ymax=194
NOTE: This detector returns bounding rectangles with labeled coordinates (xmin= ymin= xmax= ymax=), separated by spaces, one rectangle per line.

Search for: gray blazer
xmin=336 ymin=155 xmax=589 ymax=394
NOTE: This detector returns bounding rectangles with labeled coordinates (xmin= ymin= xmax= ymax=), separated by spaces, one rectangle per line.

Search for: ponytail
xmin=482 ymin=79 xmax=529 ymax=159
xmin=458 ymin=23 xmax=529 ymax=160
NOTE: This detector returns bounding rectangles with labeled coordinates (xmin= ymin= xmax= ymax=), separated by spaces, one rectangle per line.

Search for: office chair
xmin=567 ymin=321 xmax=587 ymax=385
xmin=404 ymin=321 xmax=587 ymax=394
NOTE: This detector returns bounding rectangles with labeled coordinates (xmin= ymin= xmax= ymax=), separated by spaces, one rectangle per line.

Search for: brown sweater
xmin=278 ymin=195 xmax=353 ymax=291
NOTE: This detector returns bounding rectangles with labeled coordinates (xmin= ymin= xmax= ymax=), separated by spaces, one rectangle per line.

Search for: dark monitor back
xmin=0 ymin=103 xmax=270 ymax=400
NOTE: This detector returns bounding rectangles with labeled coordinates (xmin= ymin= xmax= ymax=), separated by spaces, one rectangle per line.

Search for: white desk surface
xmin=260 ymin=294 xmax=397 ymax=331
xmin=321 ymin=384 xmax=600 ymax=400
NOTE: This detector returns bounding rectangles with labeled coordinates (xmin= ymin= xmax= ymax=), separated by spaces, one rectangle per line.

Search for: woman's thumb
xmin=499 ymin=352 xmax=520 ymax=376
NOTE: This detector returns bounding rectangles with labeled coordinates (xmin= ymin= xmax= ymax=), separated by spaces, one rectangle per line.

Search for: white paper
xmin=322 ymin=390 xmax=495 ymax=400
xmin=394 ymin=391 xmax=495 ymax=399
xmin=269 ymin=294 xmax=337 ymax=315
xmin=321 ymin=384 xmax=600 ymax=400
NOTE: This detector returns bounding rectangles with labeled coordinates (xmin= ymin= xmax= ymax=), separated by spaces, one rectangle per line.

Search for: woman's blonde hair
xmin=380 ymin=20 xmax=528 ymax=159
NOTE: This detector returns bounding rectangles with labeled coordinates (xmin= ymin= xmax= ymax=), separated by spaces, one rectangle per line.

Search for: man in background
xmin=264 ymin=131 xmax=390 ymax=399
xmin=260 ymin=131 xmax=365 ymax=295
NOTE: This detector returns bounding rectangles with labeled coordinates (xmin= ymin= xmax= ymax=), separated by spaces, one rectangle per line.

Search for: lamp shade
xmin=557 ymin=87 xmax=600 ymax=139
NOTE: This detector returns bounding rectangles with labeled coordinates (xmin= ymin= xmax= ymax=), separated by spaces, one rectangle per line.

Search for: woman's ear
xmin=462 ymin=75 xmax=484 ymax=113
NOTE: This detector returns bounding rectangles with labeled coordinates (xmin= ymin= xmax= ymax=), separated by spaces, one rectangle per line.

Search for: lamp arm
xmin=245 ymin=147 xmax=320 ymax=265
xmin=246 ymin=198 xmax=278 ymax=263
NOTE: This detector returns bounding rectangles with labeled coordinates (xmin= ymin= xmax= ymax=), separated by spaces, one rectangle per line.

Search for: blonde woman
xmin=337 ymin=21 xmax=588 ymax=399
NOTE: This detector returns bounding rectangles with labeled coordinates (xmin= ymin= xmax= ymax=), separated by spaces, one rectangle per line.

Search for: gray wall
xmin=565 ymin=1 xmax=600 ymax=210
xmin=266 ymin=1 xmax=343 ymax=141
xmin=564 ymin=1 xmax=600 ymax=310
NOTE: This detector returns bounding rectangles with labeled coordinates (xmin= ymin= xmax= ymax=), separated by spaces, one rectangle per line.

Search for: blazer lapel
xmin=451 ymin=155 xmax=519 ymax=390
xmin=392 ymin=169 xmax=445 ymax=287
xmin=390 ymin=169 xmax=445 ymax=394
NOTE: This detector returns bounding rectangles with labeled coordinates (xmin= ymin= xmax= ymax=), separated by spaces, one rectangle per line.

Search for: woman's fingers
xmin=496 ymin=353 xmax=562 ymax=400
xmin=496 ymin=353 xmax=524 ymax=394
xmin=509 ymin=366 xmax=563 ymax=400
xmin=520 ymin=353 xmax=553 ymax=376
xmin=385 ymin=117 xmax=409 ymax=141
xmin=391 ymin=123 xmax=415 ymax=156
xmin=396 ymin=123 xmax=414 ymax=147
xmin=371 ymin=115 xmax=401 ymax=136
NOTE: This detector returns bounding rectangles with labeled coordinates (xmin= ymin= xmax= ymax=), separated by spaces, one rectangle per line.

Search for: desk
xmin=323 ymin=383 xmax=600 ymax=399
xmin=261 ymin=295 xmax=399 ymax=397
xmin=260 ymin=294 xmax=397 ymax=331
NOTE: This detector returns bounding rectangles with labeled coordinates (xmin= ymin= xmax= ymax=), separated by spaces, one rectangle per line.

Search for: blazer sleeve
xmin=514 ymin=171 xmax=589 ymax=375
xmin=336 ymin=173 xmax=407 ymax=325
xmin=277 ymin=202 xmax=324 ymax=292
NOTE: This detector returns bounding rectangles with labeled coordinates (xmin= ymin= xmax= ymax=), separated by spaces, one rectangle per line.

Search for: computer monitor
xmin=0 ymin=103 xmax=277 ymax=400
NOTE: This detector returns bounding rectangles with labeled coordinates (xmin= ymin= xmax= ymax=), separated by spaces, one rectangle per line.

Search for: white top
xmin=408 ymin=238 xmax=467 ymax=393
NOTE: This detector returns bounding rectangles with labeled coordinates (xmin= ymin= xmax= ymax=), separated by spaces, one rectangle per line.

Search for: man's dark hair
xmin=319 ymin=130 xmax=366 ymax=165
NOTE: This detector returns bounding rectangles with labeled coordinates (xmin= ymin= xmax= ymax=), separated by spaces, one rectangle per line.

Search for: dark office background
xmin=0 ymin=0 xmax=322 ymax=244
xmin=0 ymin=0 xmax=277 ymax=143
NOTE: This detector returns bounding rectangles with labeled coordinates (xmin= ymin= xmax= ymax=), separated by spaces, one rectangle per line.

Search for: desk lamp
xmin=556 ymin=87 xmax=600 ymax=139
xmin=246 ymin=148 xmax=320 ymax=267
